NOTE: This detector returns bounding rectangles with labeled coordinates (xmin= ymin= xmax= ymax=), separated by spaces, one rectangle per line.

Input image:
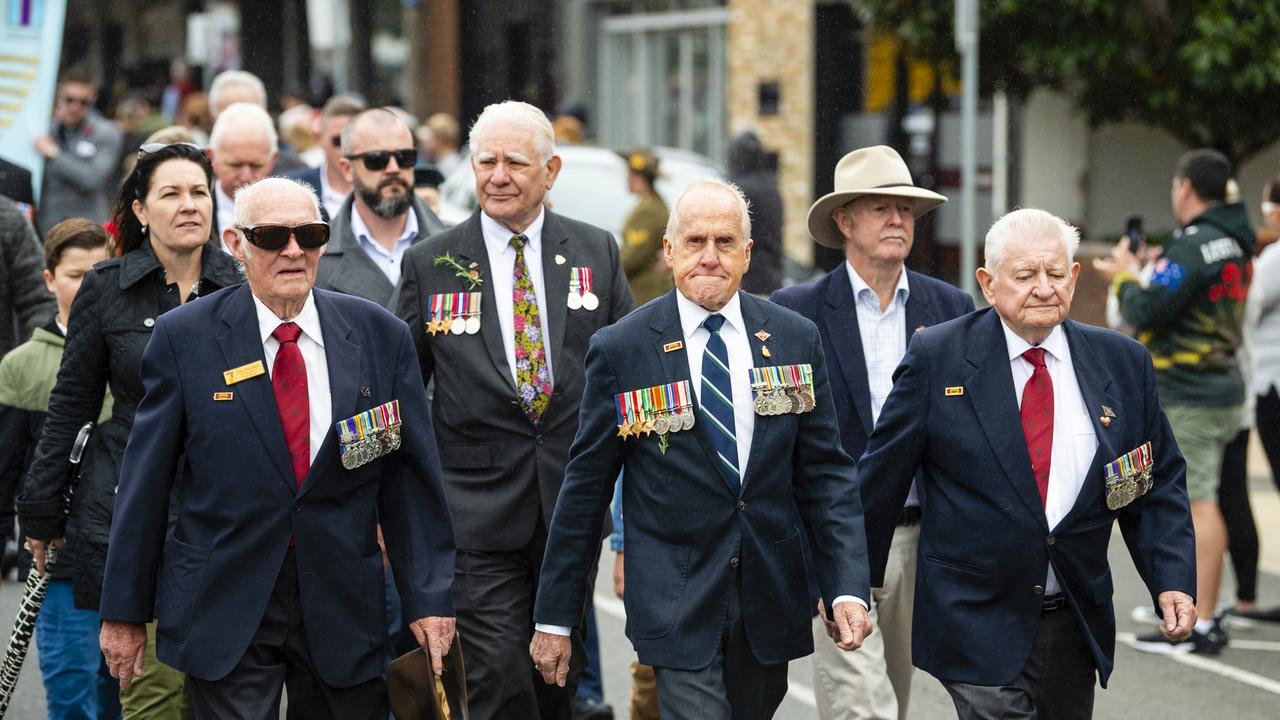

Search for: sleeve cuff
xmin=833 ymin=595 xmax=869 ymax=610
xmin=535 ymin=623 xmax=573 ymax=637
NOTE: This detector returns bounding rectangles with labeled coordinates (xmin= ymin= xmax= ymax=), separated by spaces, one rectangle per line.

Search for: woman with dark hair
xmin=18 ymin=142 xmax=242 ymax=718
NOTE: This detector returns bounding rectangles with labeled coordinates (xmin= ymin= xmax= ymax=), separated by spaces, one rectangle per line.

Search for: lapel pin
xmin=1100 ymin=416 xmax=1112 ymax=428
xmin=663 ymin=340 xmax=684 ymax=353
xmin=762 ymin=346 xmax=771 ymax=358
xmin=360 ymin=386 xmax=371 ymax=398
xmin=915 ymin=324 xmax=926 ymax=333
xmin=754 ymin=330 xmax=771 ymax=342
xmin=213 ymin=391 xmax=234 ymax=401
xmin=945 ymin=386 xmax=964 ymax=396
xmin=1102 ymin=405 xmax=1117 ymax=418
xmin=555 ymin=254 xmax=566 ymax=265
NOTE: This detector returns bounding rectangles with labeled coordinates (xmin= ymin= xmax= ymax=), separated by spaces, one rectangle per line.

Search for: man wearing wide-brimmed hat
xmin=772 ymin=145 xmax=974 ymax=720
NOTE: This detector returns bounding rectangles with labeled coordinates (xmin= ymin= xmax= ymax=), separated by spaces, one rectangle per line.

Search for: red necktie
xmin=1020 ymin=347 xmax=1053 ymax=507
xmin=272 ymin=322 xmax=309 ymax=489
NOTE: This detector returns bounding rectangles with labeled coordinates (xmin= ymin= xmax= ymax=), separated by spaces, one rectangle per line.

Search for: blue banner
xmin=0 ymin=0 xmax=68 ymax=204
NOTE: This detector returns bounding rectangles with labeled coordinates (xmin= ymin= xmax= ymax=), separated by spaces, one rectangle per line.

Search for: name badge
xmin=223 ymin=360 xmax=266 ymax=385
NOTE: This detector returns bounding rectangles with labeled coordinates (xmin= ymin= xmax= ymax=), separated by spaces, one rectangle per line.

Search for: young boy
xmin=0 ymin=218 xmax=116 ymax=719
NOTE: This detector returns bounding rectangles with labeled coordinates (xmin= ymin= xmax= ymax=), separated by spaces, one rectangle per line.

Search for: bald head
xmin=233 ymin=177 xmax=321 ymax=228
xmin=208 ymin=103 xmax=278 ymax=197
xmin=340 ymin=108 xmax=414 ymax=156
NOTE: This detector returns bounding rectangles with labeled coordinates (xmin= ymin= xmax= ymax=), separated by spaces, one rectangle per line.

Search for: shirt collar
xmin=846 ymin=261 xmax=910 ymax=306
xmin=676 ymin=289 xmax=745 ymax=341
xmin=480 ymin=207 xmax=546 ymax=255
xmin=251 ymin=290 xmax=324 ymax=348
xmin=350 ymin=203 xmax=419 ymax=247
xmin=216 ymin=183 xmax=235 ymax=220
xmin=1000 ymin=318 xmax=1067 ymax=364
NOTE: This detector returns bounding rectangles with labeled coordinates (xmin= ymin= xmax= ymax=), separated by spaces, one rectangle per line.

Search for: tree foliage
xmin=858 ymin=0 xmax=1280 ymax=164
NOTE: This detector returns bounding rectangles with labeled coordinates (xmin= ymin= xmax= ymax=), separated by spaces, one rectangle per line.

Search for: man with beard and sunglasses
xmin=315 ymin=108 xmax=446 ymax=309
xmin=98 ymin=177 xmax=456 ymax=719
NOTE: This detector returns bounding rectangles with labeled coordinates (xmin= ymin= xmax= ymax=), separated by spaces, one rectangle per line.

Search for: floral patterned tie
xmin=511 ymin=234 xmax=551 ymax=424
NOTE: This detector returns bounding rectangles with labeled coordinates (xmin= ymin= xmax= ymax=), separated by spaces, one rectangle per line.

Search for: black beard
xmin=357 ymin=178 xmax=413 ymax=219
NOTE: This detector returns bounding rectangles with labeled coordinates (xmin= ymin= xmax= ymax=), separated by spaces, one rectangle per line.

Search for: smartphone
xmin=1125 ymin=215 xmax=1143 ymax=254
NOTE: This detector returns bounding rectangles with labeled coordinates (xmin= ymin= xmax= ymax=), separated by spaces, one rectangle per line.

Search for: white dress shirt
xmin=217 ymin=183 xmax=237 ymax=255
xmin=351 ymin=205 xmax=418 ymax=287
xmin=481 ymin=208 xmax=555 ymax=386
xmin=1001 ymin=321 xmax=1098 ymax=594
xmin=847 ymin=262 xmax=919 ymax=507
xmin=317 ymin=164 xmax=349 ymax=220
xmin=675 ymin=291 xmax=755 ymax=474
xmin=252 ymin=291 xmax=332 ymax=465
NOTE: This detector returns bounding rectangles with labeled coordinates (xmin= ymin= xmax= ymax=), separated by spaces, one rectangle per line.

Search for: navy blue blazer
xmin=98 ymin=284 xmax=456 ymax=686
xmin=534 ymin=290 xmax=869 ymax=670
xmin=771 ymin=265 xmax=975 ymax=465
xmin=858 ymin=309 xmax=1195 ymax=687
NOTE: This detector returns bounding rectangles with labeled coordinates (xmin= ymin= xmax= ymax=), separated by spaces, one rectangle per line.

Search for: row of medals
xmin=568 ymin=289 xmax=599 ymax=311
xmin=340 ymin=425 xmax=403 ymax=470
xmin=621 ymin=407 xmax=696 ymax=437
xmin=428 ymin=314 xmax=481 ymax=336
xmin=1106 ymin=467 xmax=1153 ymax=510
xmin=753 ymin=386 xmax=816 ymax=416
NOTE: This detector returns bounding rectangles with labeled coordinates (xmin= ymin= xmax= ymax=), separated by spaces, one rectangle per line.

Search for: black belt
xmin=1042 ymin=593 xmax=1067 ymax=613
xmin=896 ymin=506 xmax=921 ymax=527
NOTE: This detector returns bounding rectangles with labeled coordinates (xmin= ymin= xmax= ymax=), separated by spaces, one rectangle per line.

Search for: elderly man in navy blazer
xmin=772 ymin=145 xmax=974 ymax=720
xmin=530 ymin=179 xmax=873 ymax=720
xmin=859 ymin=208 xmax=1196 ymax=720
xmin=98 ymin=177 xmax=456 ymax=720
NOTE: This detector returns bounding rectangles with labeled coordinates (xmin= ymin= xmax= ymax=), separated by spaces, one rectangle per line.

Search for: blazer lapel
xmin=739 ymin=294 xmax=772 ymax=487
xmin=214 ymin=286 xmax=294 ymax=493
xmin=964 ymin=311 xmax=1048 ymax=529
xmin=650 ymin=292 xmax=737 ymax=496
xmin=903 ymin=270 xmax=940 ymax=345
xmin=328 ymin=201 xmax=394 ymax=302
xmin=541 ymin=212 xmax=573 ymax=390
xmin=1057 ymin=322 xmax=1121 ymax=528
xmin=457 ymin=214 xmax=516 ymax=392
xmin=821 ymin=268 xmax=874 ymax=436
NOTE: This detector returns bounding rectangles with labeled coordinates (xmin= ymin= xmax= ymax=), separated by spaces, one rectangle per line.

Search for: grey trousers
xmin=941 ymin=606 xmax=1096 ymax=720
xmin=652 ymin=579 xmax=788 ymax=720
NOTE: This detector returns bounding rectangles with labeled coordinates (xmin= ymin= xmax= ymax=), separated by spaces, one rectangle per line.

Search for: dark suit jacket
xmin=394 ymin=209 xmax=633 ymax=551
xmin=98 ymin=285 xmax=456 ymax=687
xmin=285 ymin=165 xmax=323 ymax=197
xmin=533 ymin=290 xmax=869 ymax=670
xmin=858 ymin=309 xmax=1195 ymax=687
xmin=771 ymin=266 xmax=975 ymax=464
xmin=0 ymin=157 xmax=35 ymax=212
xmin=315 ymin=195 xmax=447 ymax=308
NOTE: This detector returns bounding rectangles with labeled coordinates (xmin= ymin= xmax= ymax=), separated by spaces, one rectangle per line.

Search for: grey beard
xmin=360 ymin=186 xmax=413 ymax=219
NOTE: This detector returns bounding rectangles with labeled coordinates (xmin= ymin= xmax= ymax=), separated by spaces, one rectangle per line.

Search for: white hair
xmin=665 ymin=178 xmax=752 ymax=241
xmin=468 ymin=101 xmax=555 ymax=165
xmin=209 ymin=102 xmax=279 ymax=154
xmin=983 ymin=208 xmax=1080 ymax=271
xmin=209 ymin=70 xmax=267 ymax=115
xmin=232 ymin=177 xmax=321 ymax=228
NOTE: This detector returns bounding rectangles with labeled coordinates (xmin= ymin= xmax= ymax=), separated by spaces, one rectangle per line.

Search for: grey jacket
xmin=0 ymin=196 xmax=55 ymax=355
xmin=38 ymin=112 xmax=124 ymax=232
xmin=315 ymin=194 xmax=446 ymax=309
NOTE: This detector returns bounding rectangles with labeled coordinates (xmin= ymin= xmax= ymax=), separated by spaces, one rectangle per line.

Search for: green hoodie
xmin=1116 ymin=202 xmax=1255 ymax=406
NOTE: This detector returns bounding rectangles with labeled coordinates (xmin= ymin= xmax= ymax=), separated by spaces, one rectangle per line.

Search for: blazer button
xmin=1046 ymin=535 xmax=1056 ymax=546
xmin=1033 ymin=584 xmax=1045 ymax=596
xmin=736 ymin=501 xmax=746 ymax=512
xmin=535 ymin=434 xmax=544 ymax=446
xmin=730 ymin=556 xmax=740 ymax=568
xmin=294 ymin=502 xmax=303 ymax=513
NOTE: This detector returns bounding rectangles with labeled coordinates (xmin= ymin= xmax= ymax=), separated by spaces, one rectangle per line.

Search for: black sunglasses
xmin=137 ymin=141 xmax=203 ymax=159
xmin=346 ymin=148 xmax=417 ymax=171
xmin=237 ymin=222 xmax=331 ymax=251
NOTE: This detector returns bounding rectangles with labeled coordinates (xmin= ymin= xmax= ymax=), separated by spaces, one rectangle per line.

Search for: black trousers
xmin=187 ymin=547 xmax=387 ymax=720
xmin=453 ymin=522 xmax=593 ymax=720
xmin=1218 ymin=427 xmax=1257 ymax=602
xmin=942 ymin=605 xmax=1095 ymax=720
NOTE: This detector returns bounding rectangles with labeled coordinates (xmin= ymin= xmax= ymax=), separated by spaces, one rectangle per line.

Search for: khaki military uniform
xmin=621 ymin=190 xmax=672 ymax=305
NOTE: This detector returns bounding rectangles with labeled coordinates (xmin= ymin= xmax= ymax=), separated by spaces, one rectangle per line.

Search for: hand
xmin=26 ymin=536 xmax=65 ymax=575
xmin=613 ymin=552 xmax=625 ymax=599
xmin=529 ymin=630 xmax=572 ymax=687
xmin=409 ymin=616 xmax=456 ymax=676
xmin=1091 ymin=237 xmax=1142 ymax=283
xmin=816 ymin=598 xmax=838 ymax=642
xmin=1157 ymin=591 xmax=1196 ymax=641
xmin=33 ymin=134 xmax=59 ymax=159
xmin=831 ymin=600 xmax=873 ymax=651
xmin=100 ymin=620 xmax=147 ymax=691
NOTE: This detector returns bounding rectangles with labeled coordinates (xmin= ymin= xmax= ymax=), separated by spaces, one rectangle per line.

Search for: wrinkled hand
xmin=613 ymin=553 xmax=625 ymax=599
xmin=1157 ymin=591 xmax=1196 ymax=641
xmin=816 ymin=599 xmax=838 ymax=641
xmin=409 ymin=616 xmax=456 ymax=676
xmin=100 ymin=620 xmax=147 ymax=691
xmin=831 ymin=600 xmax=873 ymax=651
xmin=26 ymin=537 xmax=65 ymax=575
xmin=529 ymin=630 xmax=572 ymax=687
xmin=33 ymin=134 xmax=59 ymax=159
xmin=1092 ymin=237 xmax=1142 ymax=283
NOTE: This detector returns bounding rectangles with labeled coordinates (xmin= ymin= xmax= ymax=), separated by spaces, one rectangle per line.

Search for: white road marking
xmin=1118 ymin=632 xmax=1280 ymax=695
xmin=594 ymin=591 xmax=819 ymax=707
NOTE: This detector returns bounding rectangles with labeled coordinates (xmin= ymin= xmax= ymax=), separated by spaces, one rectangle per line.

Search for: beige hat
xmin=807 ymin=145 xmax=948 ymax=249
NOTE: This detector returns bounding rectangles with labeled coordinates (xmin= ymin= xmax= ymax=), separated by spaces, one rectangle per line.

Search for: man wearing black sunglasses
xmin=313 ymin=109 xmax=445 ymax=310
xmin=99 ymin=177 xmax=456 ymax=719
xmin=34 ymin=67 xmax=123 ymax=232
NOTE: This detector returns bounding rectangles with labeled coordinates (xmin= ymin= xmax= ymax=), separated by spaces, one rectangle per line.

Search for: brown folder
xmin=387 ymin=635 xmax=468 ymax=720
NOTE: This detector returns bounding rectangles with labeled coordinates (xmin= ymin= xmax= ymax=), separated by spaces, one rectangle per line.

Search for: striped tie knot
xmin=704 ymin=313 xmax=726 ymax=334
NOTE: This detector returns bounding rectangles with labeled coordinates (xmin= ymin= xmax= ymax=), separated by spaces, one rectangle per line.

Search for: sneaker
xmin=1220 ymin=605 xmax=1259 ymax=631
xmin=1225 ymin=604 xmax=1280 ymax=624
xmin=1128 ymin=618 xmax=1228 ymax=656
xmin=1130 ymin=605 xmax=1160 ymax=625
